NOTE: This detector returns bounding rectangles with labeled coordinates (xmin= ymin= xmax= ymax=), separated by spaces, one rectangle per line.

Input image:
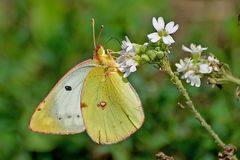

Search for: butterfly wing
xmin=29 ymin=59 xmax=97 ymax=134
xmin=81 ymin=66 xmax=144 ymax=144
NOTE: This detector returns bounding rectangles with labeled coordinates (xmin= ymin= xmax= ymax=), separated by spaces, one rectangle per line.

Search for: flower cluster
xmin=116 ymin=36 xmax=139 ymax=78
xmin=175 ymin=44 xmax=220 ymax=87
xmin=114 ymin=16 xmax=235 ymax=89
xmin=182 ymin=43 xmax=207 ymax=55
xmin=117 ymin=17 xmax=179 ymax=77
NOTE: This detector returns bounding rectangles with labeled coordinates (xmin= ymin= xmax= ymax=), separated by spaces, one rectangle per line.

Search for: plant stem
xmin=160 ymin=56 xmax=226 ymax=148
xmin=226 ymin=74 xmax=240 ymax=86
xmin=160 ymin=57 xmax=239 ymax=160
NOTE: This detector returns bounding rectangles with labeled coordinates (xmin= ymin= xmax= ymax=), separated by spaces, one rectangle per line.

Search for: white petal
xmin=182 ymin=45 xmax=192 ymax=53
xmin=195 ymin=81 xmax=201 ymax=87
xmin=208 ymin=56 xmax=219 ymax=63
xmin=183 ymin=70 xmax=194 ymax=79
xmin=147 ymin=32 xmax=160 ymax=43
xmin=166 ymin=35 xmax=175 ymax=43
xmin=175 ymin=63 xmax=182 ymax=68
xmin=130 ymin=65 xmax=137 ymax=72
xmin=194 ymin=77 xmax=201 ymax=87
xmin=188 ymin=75 xmax=201 ymax=87
xmin=125 ymin=36 xmax=130 ymax=43
xmin=165 ymin=21 xmax=174 ymax=33
xmin=162 ymin=36 xmax=170 ymax=45
xmin=152 ymin=17 xmax=162 ymax=31
xmin=179 ymin=59 xmax=185 ymax=65
xmin=157 ymin=17 xmax=165 ymax=30
xmin=147 ymin=32 xmax=159 ymax=39
xmin=162 ymin=35 xmax=175 ymax=45
xmin=190 ymin=43 xmax=196 ymax=50
xmin=126 ymin=59 xmax=135 ymax=66
xmin=151 ymin=36 xmax=161 ymax=43
xmin=199 ymin=64 xmax=212 ymax=73
xmin=167 ymin=24 xmax=179 ymax=34
xmin=123 ymin=70 xmax=130 ymax=78
xmin=118 ymin=67 xmax=125 ymax=72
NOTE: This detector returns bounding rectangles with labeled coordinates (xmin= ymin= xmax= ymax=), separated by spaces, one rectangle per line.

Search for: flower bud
xmin=141 ymin=54 xmax=150 ymax=62
xmin=140 ymin=45 xmax=147 ymax=53
xmin=134 ymin=55 xmax=141 ymax=62
xmin=155 ymin=47 xmax=161 ymax=51
xmin=146 ymin=50 xmax=156 ymax=61
xmin=156 ymin=51 xmax=164 ymax=59
xmin=133 ymin=44 xmax=142 ymax=54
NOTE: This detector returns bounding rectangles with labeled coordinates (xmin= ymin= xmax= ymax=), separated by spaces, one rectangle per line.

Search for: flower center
xmin=158 ymin=30 xmax=168 ymax=37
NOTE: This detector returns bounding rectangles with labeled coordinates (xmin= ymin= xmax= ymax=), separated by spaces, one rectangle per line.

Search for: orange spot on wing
xmin=97 ymin=101 xmax=107 ymax=110
xmin=81 ymin=102 xmax=88 ymax=108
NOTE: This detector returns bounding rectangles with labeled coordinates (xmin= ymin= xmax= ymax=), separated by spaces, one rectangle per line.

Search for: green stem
xmin=159 ymin=57 xmax=239 ymax=160
xmin=226 ymin=75 xmax=240 ymax=86
xmin=160 ymin=56 xmax=227 ymax=148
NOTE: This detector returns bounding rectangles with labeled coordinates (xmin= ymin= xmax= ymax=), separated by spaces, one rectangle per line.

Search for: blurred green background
xmin=0 ymin=0 xmax=240 ymax=159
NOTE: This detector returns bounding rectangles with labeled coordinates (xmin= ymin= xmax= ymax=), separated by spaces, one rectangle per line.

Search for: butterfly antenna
xmin=97 ymin=25 xmax=104 ymax=45
xmin=92 ymin=18 xmax=96 ymax=48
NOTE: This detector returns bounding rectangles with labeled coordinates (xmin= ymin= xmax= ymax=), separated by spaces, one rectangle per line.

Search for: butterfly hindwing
xmin=81 ymin=66 xmax=144 ymax=144
xmin=29 ymin=59 xmax=97 ymax=134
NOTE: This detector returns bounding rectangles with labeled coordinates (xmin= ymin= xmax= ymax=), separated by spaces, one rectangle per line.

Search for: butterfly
xmin=29 ymin=19 xmax=144 ymax=144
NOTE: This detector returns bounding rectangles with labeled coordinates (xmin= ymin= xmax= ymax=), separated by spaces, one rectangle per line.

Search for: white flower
xmin=188 ymin=74 xmax=201 ymax=87
xmin=147 ymin=17 xmax=179 ymax=45
xmin=208 ymin=55 xmax=219 ymax=64
xmin=116 ymin=36 xmax=138 ymax=77
xmin=182 ymin=70 xmax=201 ymax=87
xmin=182 ymin=44 xmax=207 ymax=54
xmin=182 ymin=70 xmax=194 ymax=79
xmin=207 ymin=55 xmax=220 ymax=72
xmin=118 ymin=59 xmax=138 ymax=78
xmin=121 ymin=36 xmax=134 ymax=53
xmin=175 ymin=58 xmax=193 ymax=73
xmin=199 ymin=64 xmax=212 ymax=73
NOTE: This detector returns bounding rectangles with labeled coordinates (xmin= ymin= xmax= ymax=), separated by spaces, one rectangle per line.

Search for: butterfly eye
xmin=65 ymin=86 xmax=72 ymax=91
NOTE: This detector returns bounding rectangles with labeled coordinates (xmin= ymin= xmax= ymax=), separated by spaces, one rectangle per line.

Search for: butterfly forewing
xmin=29 ymin=60 xmax=97 ymax=134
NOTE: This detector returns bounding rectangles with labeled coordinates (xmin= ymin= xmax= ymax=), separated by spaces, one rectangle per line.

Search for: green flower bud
xmin=155 ymin=47 xmax=161 ymax=51
xmin=141 ymin=54 xmax=150 ymax=62
xmin=140 ymin=45 xmax=147 ymax=53
xmin=156 ymin=51 xmax=164 ymax=59
xmin=133 ymin=44 xmax=142 ymax=54
xmin=134 ymin=55 xmax=141 ymax=62
xmin=146 ymin=50 xmax=156 ymax=61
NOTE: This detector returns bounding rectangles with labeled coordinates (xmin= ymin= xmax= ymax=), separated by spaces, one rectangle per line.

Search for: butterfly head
xmin=94 ymin=45 xmax=117 ymax=67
